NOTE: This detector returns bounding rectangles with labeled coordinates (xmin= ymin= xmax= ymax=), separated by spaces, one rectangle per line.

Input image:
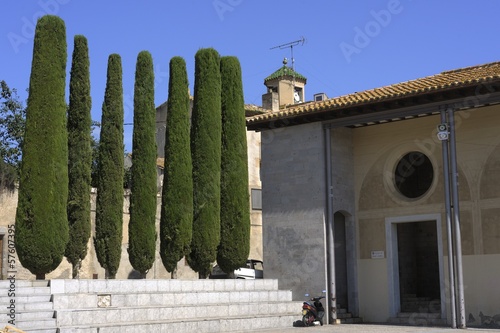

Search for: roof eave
xmin=247 ymin=81 xmax=500 ymax=131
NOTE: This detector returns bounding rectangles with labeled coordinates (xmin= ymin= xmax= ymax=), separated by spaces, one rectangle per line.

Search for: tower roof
xmin=264 ymin=65 xmax=307 ymax=83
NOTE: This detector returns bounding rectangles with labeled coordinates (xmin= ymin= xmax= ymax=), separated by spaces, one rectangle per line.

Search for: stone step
xmin=0 ymin=295 xmax=52 ymax=304
xmin=15 ymin=302 xmax=54 ymax=312
xmin=0 ymin=287 xmax=51 ymax=295
xmin=0 ymin=280 xmax=49 ymax=289
xmin=55 ymin=301 xmax=301 ymax=326
xmin=14 ymin=318 xmax=57 ymax=330
xmin=16 ymin=310 xmax=55 ymax=321
xmin=20 ymin=329 xmax=57 ymax=333
xmin=397 ymin=312 xmax=441 ymax=319
xmin=50 ymin=279 xmax=279 ymax=295
xmin=57 ymin=313 xmax=300 ymax=333
xmin=401 ymin=296 xmax=431 ymax=302
xmin=53 ymin=290 xmax=293 ymax=309
xmin=402 ymin=299 xmax=436 ymax=304
xmin=401 ymin=300 xmax=441 ymax=313
xmin=401 ymin=306 xmax=441 ymax=313
xmin=0 ymin=326 xmax=45 ymax=333
xmin=336 ymin=312 xmax=352 ymax=319
xmin=333 ymin=317 xmax=363 ymax=324
xmin=4 ymin=278 xmax=297 ymax=332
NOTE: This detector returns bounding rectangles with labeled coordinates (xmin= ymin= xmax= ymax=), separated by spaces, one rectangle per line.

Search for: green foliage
xmin=94 ymin=54 xmax=124 ymax=279
xmin=66 ymin=35 xmax=92 ymax=278
xmin=14 ymin=15 xmax=69 ymax=279
xmin=217 ymin=56 xmax=250 ymax=273
xmin=160 ymin=56 xmax=193 ymax=274
xmin=188 ymin=48 xmax=222 ymax=277
xmin=123 ymin=164 xmax=132 ymax=189
xmin=0 ymin=158 xmax=16 ymax=191
xmin=128 ymin=51 xmax=157 ymax=277
xmin=0 ymin=80 xmax=26 ymax=172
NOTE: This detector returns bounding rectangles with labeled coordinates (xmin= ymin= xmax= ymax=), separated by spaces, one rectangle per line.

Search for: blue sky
xmin=1 ymin=0 xmax=499 ymax=151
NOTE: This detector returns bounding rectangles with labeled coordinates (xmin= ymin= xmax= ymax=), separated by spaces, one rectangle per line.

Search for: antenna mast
xmin=270 ymin=36 xmax=306 ymax=70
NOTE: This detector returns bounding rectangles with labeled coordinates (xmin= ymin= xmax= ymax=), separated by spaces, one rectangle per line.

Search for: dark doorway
xmin=334 ymin=212 xmax=348 ymax=309
xmin=397 ymin=221 xmax=440 ymax=313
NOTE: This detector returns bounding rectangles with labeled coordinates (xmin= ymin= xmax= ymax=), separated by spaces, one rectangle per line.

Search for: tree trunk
xmin=140 ymin=271 xmax=147 ymax=279
xmin=170 ymin=267 xmax=177 ymax=279
xmin=198 ymin=272 xmax=207 ymax=279
xmin=105 ymin=269 xmax=115 ymax=279
xmin=35 ymin=273 xmax=45 ymax=280
xmin=72 ymin=260 xmax=81 ymax=279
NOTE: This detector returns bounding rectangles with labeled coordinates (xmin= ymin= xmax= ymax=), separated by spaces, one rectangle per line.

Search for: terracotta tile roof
xmin=244 ymin=104 xmax=268 ymax=117
xmin=247 ymin=61 xmax=500 ymax=127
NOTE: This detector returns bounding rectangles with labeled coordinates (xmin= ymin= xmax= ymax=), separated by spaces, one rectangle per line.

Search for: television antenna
xmin=270 ymin=36 xmax=306 ymax=71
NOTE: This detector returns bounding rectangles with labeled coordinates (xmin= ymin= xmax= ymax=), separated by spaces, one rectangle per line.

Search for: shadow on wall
xmin=127 ymin=270 xmax=142 ymax=279
xmin=468 ymin=312 xmax=500 ymax=328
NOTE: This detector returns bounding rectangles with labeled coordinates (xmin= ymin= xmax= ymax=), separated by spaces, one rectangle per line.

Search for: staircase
xmin=3 ymin=279 xmax=303 ymax=333
xmin=333 ymin=308 xmax=363 ymax=324
xmin=0 ymin=280 xmax=57 ymax=333
xmin=388 ymin=294 xmax=446 ymax=326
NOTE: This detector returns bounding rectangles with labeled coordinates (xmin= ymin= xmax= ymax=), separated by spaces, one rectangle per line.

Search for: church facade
xmin=247 ymin=61 xmax=500 ymax=327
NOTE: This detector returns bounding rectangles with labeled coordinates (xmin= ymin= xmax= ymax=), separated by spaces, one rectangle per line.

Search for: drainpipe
xmin=324 ymin=126 xmax=336 ymax=324
xmin=448 ymin=109 xmax=466 ymax=328
xmin=441 ymin=110 xmax=457 ymax=328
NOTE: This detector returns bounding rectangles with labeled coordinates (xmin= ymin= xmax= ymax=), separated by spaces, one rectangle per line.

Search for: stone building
xmin=247 ymin=60 xmax=500 ymax=327
xmin=155 ymin=99 xmax=263 ymax=261
xmin=0 ymin=99 xmax=262 ymax=281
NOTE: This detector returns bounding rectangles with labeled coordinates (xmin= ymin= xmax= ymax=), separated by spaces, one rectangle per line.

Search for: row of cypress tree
xmin=15 ymin=15 xmax=250 ymax=280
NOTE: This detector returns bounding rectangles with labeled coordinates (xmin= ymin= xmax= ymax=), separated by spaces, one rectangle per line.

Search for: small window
xmin=251 ymin=188 xmax=262 ymax=210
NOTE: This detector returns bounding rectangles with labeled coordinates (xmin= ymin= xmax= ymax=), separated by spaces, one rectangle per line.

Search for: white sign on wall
xmin=371 ymin=250 xmax=385 ymax=259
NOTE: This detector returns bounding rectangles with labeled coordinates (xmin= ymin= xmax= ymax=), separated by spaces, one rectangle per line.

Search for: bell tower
xmin=262 ymin=58 xmax=307 ymax=111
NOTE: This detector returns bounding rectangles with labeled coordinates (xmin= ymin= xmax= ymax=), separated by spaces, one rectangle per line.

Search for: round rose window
xmin=394 ymin=151 xmax=433 ymax=199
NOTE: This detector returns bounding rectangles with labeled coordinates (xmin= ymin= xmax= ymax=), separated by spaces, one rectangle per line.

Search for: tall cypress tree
xmin=217 ymin=56 xmax=250 ymax=274
xmin=15 ymin=15 xmax=68 ymax=280
xmin=94 ymin=54 xmax=124 ymax=279
xmin=128 ymin=51 xmax=157 ymax=278
xmin=188 ymin=48 xmax=222 ymax=278
xmin=66 ymin=35 xmax=92 ymax=279
xmin=160 ymin=56 xmax=193 ymax=277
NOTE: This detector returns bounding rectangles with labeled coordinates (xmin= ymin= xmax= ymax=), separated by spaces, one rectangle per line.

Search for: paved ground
xmin=237 ymin=324 xmax=500 ymax=333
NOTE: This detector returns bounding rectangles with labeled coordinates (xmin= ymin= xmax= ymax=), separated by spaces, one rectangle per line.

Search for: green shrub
xmin=160 ymin=56 xmax=193 ymax=276
xmin=128 ymin=51 xmax=157 ymax=278
xmin=66 ymin=35 xmax=92 ymax=279
xmin=217 ymin=56 xmax=250 ymax=273
xmin=15 ymin=15 xmax=69 ymax=280
xmin=188 ymin=48 xmax=222 ymax=278
xmin=94 ymin=54 xmax=124 ymax=279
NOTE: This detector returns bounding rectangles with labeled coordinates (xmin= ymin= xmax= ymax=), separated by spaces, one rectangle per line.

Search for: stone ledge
xmin=49 ymin=279 xmax=279 ymax=295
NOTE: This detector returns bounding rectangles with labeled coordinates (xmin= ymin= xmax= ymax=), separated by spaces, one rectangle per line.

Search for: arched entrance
xmin=328 ymin=211 xmax=358 ymax=321
xmin=334 ymin=211 xmax=348 ymax=309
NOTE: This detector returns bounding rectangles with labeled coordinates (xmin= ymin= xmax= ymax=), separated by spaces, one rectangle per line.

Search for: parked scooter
xmin=302 ymin=291 xmax=326 ymax=326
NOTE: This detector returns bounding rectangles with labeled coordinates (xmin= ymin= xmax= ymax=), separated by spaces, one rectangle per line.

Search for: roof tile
xmin=248 ymin=61 xmax=500 ymax=126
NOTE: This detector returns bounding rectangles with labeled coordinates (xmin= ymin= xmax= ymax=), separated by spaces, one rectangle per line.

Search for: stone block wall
xmin=261 ymin=122 xmax=326 ymax=300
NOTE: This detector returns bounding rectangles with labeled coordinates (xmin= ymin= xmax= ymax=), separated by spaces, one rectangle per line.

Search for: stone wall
xmin=0 ymin=130 xmax=262 ymax=280
xmin=261 ymin=122 xmax=326 ymax=300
